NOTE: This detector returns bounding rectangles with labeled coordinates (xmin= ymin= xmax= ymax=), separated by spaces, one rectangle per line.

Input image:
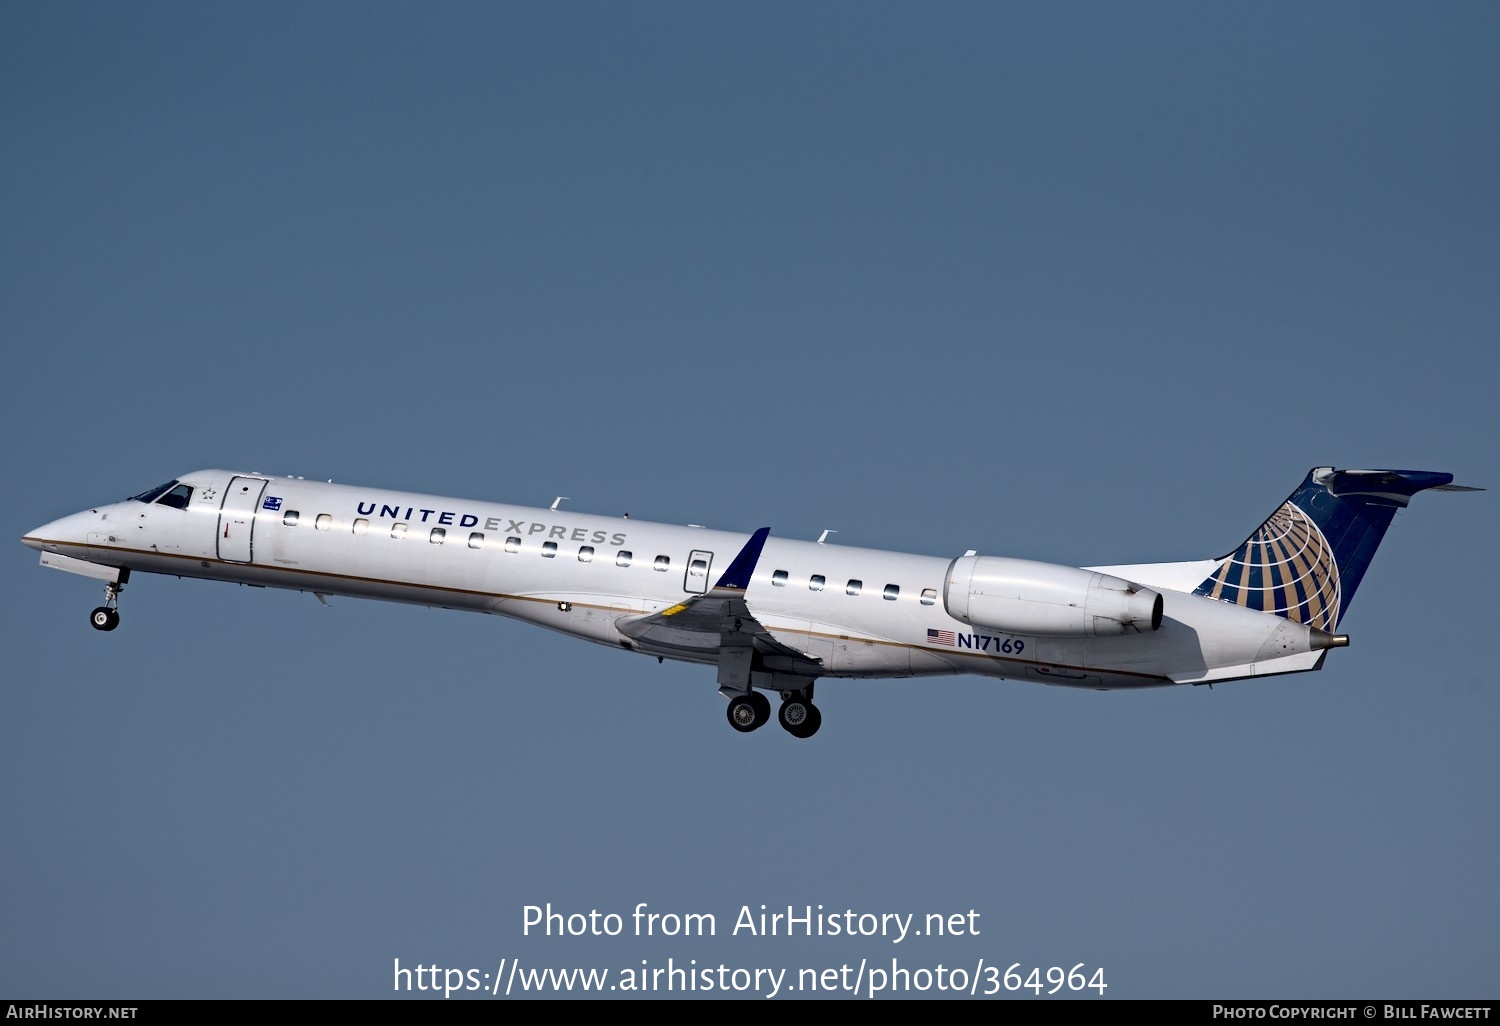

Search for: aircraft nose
xmin=21 ymin=511 xmax=98 ymax=552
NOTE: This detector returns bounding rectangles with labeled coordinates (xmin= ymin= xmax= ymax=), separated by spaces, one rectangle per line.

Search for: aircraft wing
xmin=614 ymin=528 xmax=818 ymax=668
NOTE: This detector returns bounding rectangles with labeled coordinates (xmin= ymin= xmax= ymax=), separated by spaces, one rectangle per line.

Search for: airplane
xmin=20 ymin=465 xmax=1478 ymax=738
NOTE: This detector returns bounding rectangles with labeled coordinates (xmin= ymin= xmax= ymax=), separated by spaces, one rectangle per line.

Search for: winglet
xmin=713 ymin=527 xmax=770 ymax=591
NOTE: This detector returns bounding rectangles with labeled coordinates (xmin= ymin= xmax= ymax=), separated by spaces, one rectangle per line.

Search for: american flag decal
xmin=927 ymin=629 xmax=955 ymax=646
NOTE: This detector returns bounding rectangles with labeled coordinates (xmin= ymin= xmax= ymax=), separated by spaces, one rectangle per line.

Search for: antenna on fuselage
xmin=551 ymin=496 xmax=569 ymax=511
xmin=817 ymin=530 xmax=836 ymax=544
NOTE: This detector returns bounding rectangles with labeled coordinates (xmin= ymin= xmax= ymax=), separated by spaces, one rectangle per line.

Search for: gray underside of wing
xmin=615 ymin=589 xmax=819 ymax=670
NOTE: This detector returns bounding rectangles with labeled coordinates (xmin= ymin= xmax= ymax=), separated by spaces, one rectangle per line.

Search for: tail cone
xmin=1310 ymin=630 xmax=1350 ymax=651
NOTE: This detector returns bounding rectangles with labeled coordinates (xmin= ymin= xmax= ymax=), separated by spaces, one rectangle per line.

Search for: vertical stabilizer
xmin=1193 ymin=468 xmax=1457 ymax=630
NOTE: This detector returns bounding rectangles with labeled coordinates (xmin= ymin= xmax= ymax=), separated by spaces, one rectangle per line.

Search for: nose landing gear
xmin=90 ymin=580 xmax=124 ymax=632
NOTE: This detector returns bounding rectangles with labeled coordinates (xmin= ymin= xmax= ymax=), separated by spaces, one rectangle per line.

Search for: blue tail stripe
xmin=1194 ymin=468 xmax=1454 ymax=629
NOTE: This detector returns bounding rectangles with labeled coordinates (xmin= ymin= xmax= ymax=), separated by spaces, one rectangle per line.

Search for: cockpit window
xmin=130 ymin=481 xmax=178 ymax=503
xmin=129 ymin=481 xmax=193 ymax=509
xmin=155 ymin=484 xmax=193 ymax=510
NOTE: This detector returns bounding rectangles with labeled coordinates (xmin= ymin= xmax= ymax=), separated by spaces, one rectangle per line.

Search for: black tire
xmin=800 ymin=703 xmax=822 ymax=738
xmin=726 ymin=694 xmax=764 ymax=733
xmin=779 ymin=699 xmax=821 ymax=738
xmin=778 ymin=698 xmax=809 ymax=732
xmin=90 ymin=607 xmax=118 ymax=632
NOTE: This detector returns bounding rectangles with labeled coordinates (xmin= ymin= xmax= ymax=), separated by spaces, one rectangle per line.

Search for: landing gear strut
xmin=90 ymin=580 xmax=123 ymax=632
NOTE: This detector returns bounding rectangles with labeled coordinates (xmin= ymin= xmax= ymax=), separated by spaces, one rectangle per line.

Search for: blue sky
xmin=3 ymin=1 xmax=1496 ymax=1001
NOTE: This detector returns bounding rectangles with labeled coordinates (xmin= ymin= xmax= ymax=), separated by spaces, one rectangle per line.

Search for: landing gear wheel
xmin=801 ymin=703 xmax=822 ymax=737
xmin=90 ymin=579 xmax=125 ymax=632
xmin=726 ymin=692 xmax=769 ymax=733
xmin=778 ymin=698 xmax=822 ymax=738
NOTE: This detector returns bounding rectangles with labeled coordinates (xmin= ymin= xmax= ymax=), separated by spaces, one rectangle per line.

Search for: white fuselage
xmin=23 ymin=469 xmax=1334 ymax=691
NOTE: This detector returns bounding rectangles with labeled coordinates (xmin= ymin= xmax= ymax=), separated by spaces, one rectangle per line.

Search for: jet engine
xmin=944 ymin=555 xmax=1163 ymax=637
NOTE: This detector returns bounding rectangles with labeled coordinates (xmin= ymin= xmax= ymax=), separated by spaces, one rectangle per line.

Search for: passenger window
xmin=352 ymin=518 xmax=369 ymax=536
xmin=391 ymin=523 xmax=408 ymax=539
xmin=578 ymin=545 xmax=594 ymax=562
xmin=430 ymin=528 xmax=445 ymax=544
xmin=282 ymin=510 xmax=300 ymax=527
xmin=654 ymin=555 xmax=670 ymax=572
xmin=542 ymin=541 xmax=557 ymax=557
xmin=883 ymin=584 xmax=899 ymax=600
xmin=846 ymin=579 xmax=862 ymax=596
xmin=469 ymin=532 xmax=484 ymax=549
xmin=921 ymin=588 xmax=937 ymax=606
xmin=809 ymin=575 xmax=826 ymax=592
xmin=772 ymin=570 xmax=788 ymax=586
xmin=504 ymin=536 xmax=521 ymax=553
xmin=616 ymin=550 xmax=633 ymax=567
xmin=688 ymin=558 xmax=708 ymax=577
xmin=315 ymin=514 xmax=332 ymax=531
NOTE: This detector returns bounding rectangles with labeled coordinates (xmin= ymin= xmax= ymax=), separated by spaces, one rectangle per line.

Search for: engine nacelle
xmin=944 ymin=555 xmax=1163 ymax=637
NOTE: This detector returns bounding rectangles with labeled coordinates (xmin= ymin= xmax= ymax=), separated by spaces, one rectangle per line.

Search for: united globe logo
xmin=1193 ymin=501 xmax=1341 ymax=632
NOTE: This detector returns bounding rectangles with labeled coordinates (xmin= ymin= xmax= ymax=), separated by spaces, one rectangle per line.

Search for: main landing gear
xmin=726 ymin=691 xmax=771 ymax=732
xmin=777 ymin=696 xmax=821 ymax=739
xmin=89 ymin=580 xmax=123 ymax=632
xmin=725 ymin=686 xmax=822 ymax=739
